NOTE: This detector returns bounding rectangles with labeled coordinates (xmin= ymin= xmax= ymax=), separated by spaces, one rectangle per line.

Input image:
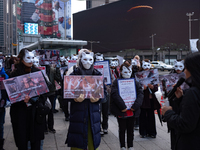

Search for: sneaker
xmin=140 ymin=135 xmax=146 ymax=138
xmin=44 ymin=130 xmax=48 ymax=134
xmin=128 ymin=147 xmax=134 ymax=150
xmin=100 ymin=131 xmax=104 ymax=136
xmin=121 ymin=147 xmax=126 ymax=150
xmin=65 ymin=117 xmax=70 ymax=121
xmin=103 ymin=129 xmax=108 ymax=134
xmin=150 ymin=135 xmax=156 ymax=138
xmin=134 ymin=126 xmax=139 ymax=130
xmin=49 ymin=128 xmax=56 ymax=133
xmin=53 ymin=109 xmax=59 ymax=113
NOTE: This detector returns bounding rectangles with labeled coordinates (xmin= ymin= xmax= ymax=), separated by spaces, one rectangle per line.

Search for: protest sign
xmin=118 ymin=78 xmax=137 ymax=110
xmin=94 ymin=60 xmax=111 ymax=85
xmin=3 ymin=71 xmax=49 ymax=104
xmin=64 ymin=75 xmax=104 ymax=99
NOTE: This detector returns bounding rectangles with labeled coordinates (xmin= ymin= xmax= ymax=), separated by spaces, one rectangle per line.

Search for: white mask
xmin=110 ymin=61 xmax=116 ymax=67
xmin=142 ymin=60 xmax=151 ymax=70
xmin=60 ymin=56 xmax=65 ymax=62
xmin=0 ymin=60 xmax=3 ymax=71
xmin=174 ymin=60 xmax=184 ymax=71
xmin=95 ymin=54 xmax=104 ymax=61
xmin=81 ymin=52 xmax=94 ymax=69
xmin=23 ymin=50 xmax=35 ymax=64
xmin=132 ymin=59 xmax=137 ymax=66
xmin=71 ymin=54 xmax=78 ymax=60
xmin=33 ymin=56 xmax=40 ymax=67
xmin=121 ymin=66 xmax=132 ymax=78
xmin=115 ymin=60 xmax=119 ymax=67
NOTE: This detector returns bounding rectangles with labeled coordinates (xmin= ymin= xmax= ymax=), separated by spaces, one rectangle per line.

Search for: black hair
xmin=184 ymin=52 xmax=200 ymax=89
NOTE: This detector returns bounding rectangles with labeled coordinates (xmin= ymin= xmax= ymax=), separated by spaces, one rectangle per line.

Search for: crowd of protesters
xmin=0 ymin=49 xmax=199 ymax=150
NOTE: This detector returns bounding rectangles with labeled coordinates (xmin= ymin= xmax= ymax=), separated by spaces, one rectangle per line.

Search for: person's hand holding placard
xmin=74 ymin=94 xmax=85 ymax=102
xmin=90 ymin=96 xmax=99 ymax=103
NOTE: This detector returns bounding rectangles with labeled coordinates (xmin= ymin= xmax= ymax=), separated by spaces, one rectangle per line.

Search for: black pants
xmin=58 ymin=96 xmax=69 ymax=118
xmin=101 ymin=94 xmax=110 ymax=130
xmin=139 ymin=107 xmax=157 ymax=136
xmin=45 ymin=95 xmax=55 ymax=130
xmin=117 ymin=116 xmax=135 ymax=148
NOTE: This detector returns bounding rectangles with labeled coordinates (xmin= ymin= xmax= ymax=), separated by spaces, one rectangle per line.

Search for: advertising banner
xmin=64 ymin=75 xmax=104 ymax=99
xmin=3 ymin=71 xmax=49 ymax=104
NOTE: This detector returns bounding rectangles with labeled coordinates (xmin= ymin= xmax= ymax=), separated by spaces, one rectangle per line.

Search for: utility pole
xmin=150 ymin=33 xmax=156 ymax=61
xmin=186 ymin=12 xmax=194 ymax=52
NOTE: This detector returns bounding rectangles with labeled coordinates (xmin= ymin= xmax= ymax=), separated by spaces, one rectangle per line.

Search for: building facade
xmin=86 ymin=0 xmax=119 ymax=9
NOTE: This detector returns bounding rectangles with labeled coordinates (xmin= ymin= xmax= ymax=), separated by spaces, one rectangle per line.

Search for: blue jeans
xmin=0 ymin=110 xmax=5 ymax=139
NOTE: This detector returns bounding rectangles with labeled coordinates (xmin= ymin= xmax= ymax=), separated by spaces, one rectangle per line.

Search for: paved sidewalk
xmin=4 ymin=105 xmax=171 ymax=150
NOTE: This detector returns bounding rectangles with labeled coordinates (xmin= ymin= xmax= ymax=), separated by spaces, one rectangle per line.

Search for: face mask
xmin=95 ymin=54 xmax=104 ymax=61
xmin=121 ymin=66 xmax=132 ymax=78
xmin=174 ymin=60 xmax=184 ymax=71
xmin=115 ymin=60 xmax=119 ymax=67
xmin=142 ymin=60 xmax=151 ymax=70
xmin=0 ymin=59 xmax=3 ymax=70
xmin=33 ymin=56 xmax=40 ymax=67
xmin=60 ymin=56 xmax=65 ymax=62
xmin=81 ymin=52 xmax=94 ymax=69
xmin=23 ymin=50 xmax=35 ymax=64
xmin=71 ymin=55 xmax=78 ymax=60
xmin=132 ymin=59 xmax=137 ymax=66
xmin=110 ymin=61 xmax=116 ymax=67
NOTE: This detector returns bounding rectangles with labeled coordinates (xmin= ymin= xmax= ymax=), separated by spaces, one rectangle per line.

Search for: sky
xmin=71 ymin=0 xmax=86 ymax=38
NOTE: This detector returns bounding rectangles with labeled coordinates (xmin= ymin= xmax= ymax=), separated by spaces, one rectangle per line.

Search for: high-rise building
xmin=86 ymin=0 xmax=119 ymax=9
xmin=0 ymin=0 xmax=17 ymax=55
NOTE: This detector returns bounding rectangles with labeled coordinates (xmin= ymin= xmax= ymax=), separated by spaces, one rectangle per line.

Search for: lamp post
xmin=156 ymin=48 xmax=160 ymax=61
xmin=150 ymin=33 xmax=156 ymax=61
xmin=88 ymin=41 xmax=100 ymax=51
xmin=186 ymin=12 xmax=194 ymax=52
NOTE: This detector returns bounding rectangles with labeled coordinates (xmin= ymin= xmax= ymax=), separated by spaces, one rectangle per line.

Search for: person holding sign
xmin=65 ymin=49 xmax=107 ymax=150
xmin=139 ymin=59 xmax=161 ymax=138
xmin=110 ymin=62 xmax=144 ymax=150
xmin=0 ymin=59 xmax=9 ymax=150
xmin=9 ymin=48 xmax=47 ymax=150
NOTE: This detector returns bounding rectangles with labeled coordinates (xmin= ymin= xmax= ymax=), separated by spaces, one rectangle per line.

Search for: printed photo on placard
xmin=64 ymin=75 xmax=104 ymax=99
xmin=3 ymin=71 xmax=49 ymax=104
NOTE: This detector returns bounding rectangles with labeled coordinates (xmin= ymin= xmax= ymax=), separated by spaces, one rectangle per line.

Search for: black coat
xmin=10 ymin=62 xmax=45 ymax=145
xmin=110 ymin=77 xmax=144 ymax=118
xmin=164 ymin=86 xmax=200 ymax=150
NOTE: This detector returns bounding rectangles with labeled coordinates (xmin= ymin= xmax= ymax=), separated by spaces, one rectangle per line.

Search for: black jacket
xmin=164 ymin=86 xmax=200 ymax=150
xmin=10 ymin=62 xmax=45 ymax=144
xmin=110 ymin=77 xmax=144 ymax=117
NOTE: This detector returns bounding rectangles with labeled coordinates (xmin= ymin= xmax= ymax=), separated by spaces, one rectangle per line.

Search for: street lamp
xmin=186 ymin=12 xmax=194 ymax=52
xmin=150 ymin=33 xmax=156 ymax=61
xmin=88 ymin=41 xmax=100 ymax=51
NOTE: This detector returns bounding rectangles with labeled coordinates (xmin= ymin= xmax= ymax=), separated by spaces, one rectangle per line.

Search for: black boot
xmin=0 ymin=138 xmax=4 ymax=150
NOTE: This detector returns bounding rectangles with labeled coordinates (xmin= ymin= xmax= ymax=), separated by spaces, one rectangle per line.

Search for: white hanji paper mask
xmin=121 ymin=65 xmax=132 ymax=78
xmin=142 ymin=60 xmax=151 ymax=70
xmin=115 ymin=60 xmax=119 ymax=66
xmin=33 ymin=56 xmax=40 ymax=67
xmin=132 ymin=59 xmax=137 ymax=66
xmin=60 ymin=56 xmax=66 ymax=62
xmin=81 ymin=52 xmax=94 ymax=69
xmin=96 ymin=54 xmax=104 ymax=61
xmin=110 ymin=60 xmax=116 ymax=67
xmin=23 ymin=50 xmax=35 ymax=64
xmin=0 ymin=59 xmax=3 ymax=70
xmin=174 ymin=60 xmax=184 ymax=71
xmin=71 ymin=54 xmax=78 ymax=60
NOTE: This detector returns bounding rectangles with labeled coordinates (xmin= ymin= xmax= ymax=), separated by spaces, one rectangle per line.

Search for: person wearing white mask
xmin=139 ymin=59 xmax=160 ymax=139
xmin=110 ymin=61 xmax=144 ymax=150
xmin=9 ymin=48 xmax=47 ymax=150
xmin=65 ymin=49 xmax=107 ymax=150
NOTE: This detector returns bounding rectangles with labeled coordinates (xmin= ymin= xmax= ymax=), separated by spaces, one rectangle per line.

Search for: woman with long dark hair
xmin=162 ymin=52 xmax=200 ymax=150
